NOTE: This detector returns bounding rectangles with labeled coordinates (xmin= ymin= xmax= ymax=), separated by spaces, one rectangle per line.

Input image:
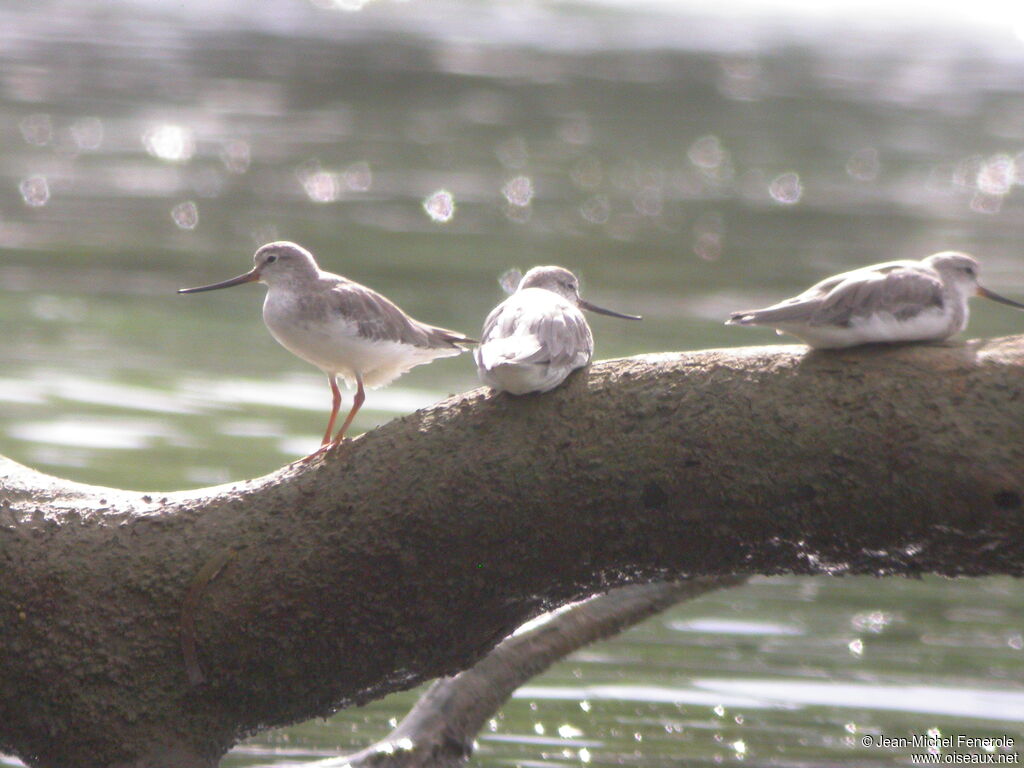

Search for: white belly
xmin=779 ymin=307 xmax=958 ymax=349
xmin=476 ymin=358 xmax=582 ymax=395
xmin=263 ymin=292 xmax=459 ymax=388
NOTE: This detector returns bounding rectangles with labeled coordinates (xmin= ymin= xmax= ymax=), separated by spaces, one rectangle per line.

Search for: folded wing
xmin=476 ymin=292 xmax=594 ymax=393
xmin=728 ymin=262 xmax=942 ymax=328
xmin=810 ymin=266 xmax=944 ymax=327
xmin=331 ymin=281 xmax=474 ymax=349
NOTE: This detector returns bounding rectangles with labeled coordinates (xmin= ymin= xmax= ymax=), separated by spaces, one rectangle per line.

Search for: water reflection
xmin=668 ymin=618 xmax=802 ymax=636
xmin=8 ymin=416 xmax=180 ymax=450
xmin=694 ymin=679 xmax=1024 ymax=722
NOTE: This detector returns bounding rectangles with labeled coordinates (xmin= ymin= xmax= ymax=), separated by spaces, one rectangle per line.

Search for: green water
xmin=1 ymin=1 xmax=1022 ymax=765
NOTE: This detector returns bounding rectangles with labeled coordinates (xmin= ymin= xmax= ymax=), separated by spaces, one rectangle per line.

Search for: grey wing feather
xmin=729 ymin=262 xmax=942 ymax=328
xmin=529 ymin=311 xmax=592 ymax=367
xmin=810 ymin=267 xmax=944 ymax=327
xmin=479 ymin=300 xmax=592 ymax=368
xmin=727 ymin=273 xmax=849 ymax=326
xmin=478 ymin=302 xmax=515 ymax=353
xmin=332 ymin=282 xmax=473 ymax=348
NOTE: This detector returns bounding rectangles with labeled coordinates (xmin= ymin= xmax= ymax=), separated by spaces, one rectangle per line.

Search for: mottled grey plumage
xmin=327 ymin=279 xmax=470 ymax=350
xmin=726 ymin=252 xmax=1024 ymax=349
xmin=741 ymin=262 xmax=946 ymax=328
xmin=475 ymin=265 xmax=640 ymax=394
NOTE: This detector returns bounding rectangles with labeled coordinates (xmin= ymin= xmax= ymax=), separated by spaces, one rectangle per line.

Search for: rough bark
xmin=1 ymin=337 xmax=1023 ymax=768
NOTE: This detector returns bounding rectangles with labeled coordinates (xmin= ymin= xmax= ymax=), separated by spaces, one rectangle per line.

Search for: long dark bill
xmin=578 ymin=298 xmax=643 ymax=321
xmin=178 ymin=268 xmax=260 ymax=294
xmin=977 ymin=285 xmax=1024 ymax=310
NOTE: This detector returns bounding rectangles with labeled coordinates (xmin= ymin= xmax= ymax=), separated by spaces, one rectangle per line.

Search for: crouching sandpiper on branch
xmin=726 ymin=251 xmax=1024 ymax=349
xmin=179 ymin=241 xmax=475 ymax=450
xmin=475 ymin=266 xmax=641 ymax=395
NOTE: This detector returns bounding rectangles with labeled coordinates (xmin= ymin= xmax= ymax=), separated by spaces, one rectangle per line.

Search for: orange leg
xmin=332 ymin=373 xmax=365 ymax=444
xmin=321 ymin=374 xmax=342 ymax=446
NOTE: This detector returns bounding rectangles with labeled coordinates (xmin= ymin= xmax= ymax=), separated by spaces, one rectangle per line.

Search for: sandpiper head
xmin=252 ymin=241 xmax=320 ymax=286
xmin=925 ymin=251 xmax=981 ymax=288
xmin=178 ymin=241 xmax=320 ymax=295
xmin=925 ymin=251 xmax=1024 ymax=310
xmin=519 ymin=266 xmax=581 ymax=302
xmin=518 ymin=265 xmax=642 ymax=320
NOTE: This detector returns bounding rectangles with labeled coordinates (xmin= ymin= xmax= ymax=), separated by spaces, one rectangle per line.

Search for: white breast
xmin=262 ymin=289 xmax=458 ymax=388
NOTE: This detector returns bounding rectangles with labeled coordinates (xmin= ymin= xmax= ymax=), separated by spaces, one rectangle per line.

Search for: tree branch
xmin=1 ymin=337 xmax=1022 ymax=768
xmin=329 ymin=577 xmax=747 ymax=768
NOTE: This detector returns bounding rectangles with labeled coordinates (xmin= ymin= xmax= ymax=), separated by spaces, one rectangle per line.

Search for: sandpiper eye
xmin=964 ymin=266 xmax=975 ymax=277
xmin=266 ymin=255 xmax=277 ymax=264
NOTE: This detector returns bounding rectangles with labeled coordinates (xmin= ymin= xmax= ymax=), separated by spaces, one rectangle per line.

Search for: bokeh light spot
xmin=579 ymin=194 xmax=610 ymax=224
xmin=343 ymin=161 xmax=373 ymax=192
xmin=308 ymin=0 xmax=375 ymax=10
xmin=70 ymin=117 xmax=104 ymax=151
xmin=423 ymin=189 xmax=455 ymax=222
xmin=171 ymin=201 xmax=199 ymax=229
xmin=570 ymin=156 xmax=603 ymax=191
xmin=20 ymin=113 xmax=53 ymax=146
xmin=143 ymin=124 xmax=195 ymax=162
xmin=976 ymin=154 xmax=1015 ymax=195
xmin=769 ymin=172 xmax=803 ymax=204
xmin=970 ymin=192 xmax=1003 ymax=214
xmin=302 ymin=170 xmax=341 ymax=203
xmin=220 ymin=140 xmax=251 ymax=174
xmin=502 ymin=175 xmax=534 ymax=207
xmin=846 ymin=148 xmax=880 ymax=181
xmin=693 ymin=212 xmax=725 ymax=261
xmin=688 ymin=135 xmax=725 ymax=170
xmin=19 ymin=175 xmax=50 ymax=207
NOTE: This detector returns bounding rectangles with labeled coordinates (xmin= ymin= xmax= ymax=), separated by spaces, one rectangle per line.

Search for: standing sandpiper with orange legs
xmin=179 ymin=241 xmax=475 ymax=452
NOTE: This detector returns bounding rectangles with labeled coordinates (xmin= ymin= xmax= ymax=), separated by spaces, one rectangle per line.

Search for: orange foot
xmin=294 ymin=436 xmax=351 ymax=465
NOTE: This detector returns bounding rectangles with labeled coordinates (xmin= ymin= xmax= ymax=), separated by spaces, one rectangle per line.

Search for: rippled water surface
xmin=1 ymin=0 xmax=1023 ymax=765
